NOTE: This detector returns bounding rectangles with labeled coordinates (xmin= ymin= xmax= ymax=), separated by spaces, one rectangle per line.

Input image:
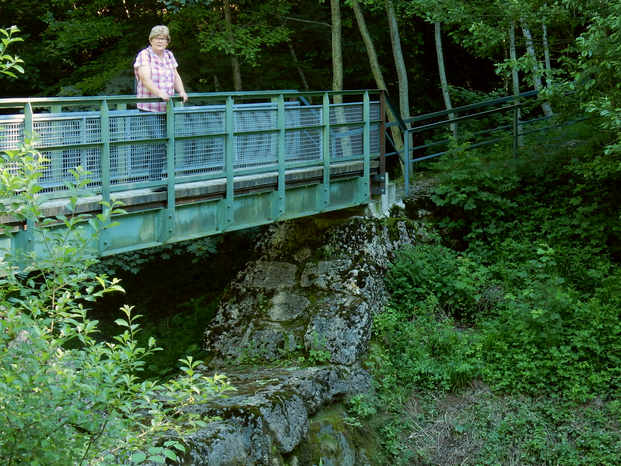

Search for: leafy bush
xmin=0 ymin=100 xmax=232 ymax=466
xmin=481 ymin=273 xmax=621 ymax=401
xmin=386 ymin=243 xmax=493 ymax=322
xmin=369 ymin=297 xmax=480 ymax=403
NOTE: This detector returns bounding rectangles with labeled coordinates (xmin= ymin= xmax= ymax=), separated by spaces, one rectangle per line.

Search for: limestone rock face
xmin=183 ymin=366 xmax=372 ymax=465
xmin=185 ymin=216 xmax=425 ymax=464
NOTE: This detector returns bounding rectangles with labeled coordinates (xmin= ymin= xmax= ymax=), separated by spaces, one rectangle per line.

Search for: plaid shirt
xmin=134 ymin=46 xmax=178 ymax=112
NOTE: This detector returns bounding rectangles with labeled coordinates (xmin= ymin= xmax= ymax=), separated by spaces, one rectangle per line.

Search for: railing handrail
xmin=385 ymin=89 xmax=539 ymax=129
xmin=0 ymin=89 xmax=383 ymax=109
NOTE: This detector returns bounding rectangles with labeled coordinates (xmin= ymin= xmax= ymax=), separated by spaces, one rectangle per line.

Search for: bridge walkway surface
xmin=0 ymin=90 xmax=386 ymax=257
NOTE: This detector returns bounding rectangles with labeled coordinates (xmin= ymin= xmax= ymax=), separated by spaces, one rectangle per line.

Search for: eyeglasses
xmin=152 ymin=36 xmax=169 ymax=42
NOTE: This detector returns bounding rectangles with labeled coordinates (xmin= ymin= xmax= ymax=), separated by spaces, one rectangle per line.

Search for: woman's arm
xmin=137 ymin=65 xmax=169 ymax=101
xmin=173 ymin=69 xmax=188 ymax=102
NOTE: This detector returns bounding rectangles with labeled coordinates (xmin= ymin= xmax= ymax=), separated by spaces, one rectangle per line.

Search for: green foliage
xmin=0 ymin=26 xmax=24 ymax=78
xmin=368 ymin=297 xmax=480 ymax=405
xmin=571 ymin=2 xmax=621 ymax=126
xmin=386 ymin=243 xmax=493 ymax=321
xmin=0 ymin=148 xmax=234 ymax=463
xmin=371 ymin=117 xmax=621 ymax=461
xmin=402 ymin=389 xmax=621 ymax=466
xmin=135 ymin=296 xmax=219 ymax=379
xmin=195 ymin=0 xmax=292 ymax=67
xmin=0 ymin=44 xmax=234 ymax=461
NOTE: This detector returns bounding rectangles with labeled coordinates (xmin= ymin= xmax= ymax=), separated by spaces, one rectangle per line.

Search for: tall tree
xmin=331 ymin=0 xmax=344 ymax=95
xmin=509 ymin=21 xmax=523 ymax=146
xmin=385 ymin=0 xmax=412 ymax=155
xmin=521 ymin=19 xmax=553 ymax=116
xmin=434 ymin=21 xmax=457 ymax=138
xmin=223 ymin=0 xmax=242 ymax=90
xmin=406 ymin=0 xmax=459 ymax=135
xmin=350 ymin=0 xmax=404 ymax=151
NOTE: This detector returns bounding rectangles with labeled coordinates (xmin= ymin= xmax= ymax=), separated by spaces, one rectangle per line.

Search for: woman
xmin=134 ymin=25 xmax=188 ymax=113
xmin=134 ymin=25 xmax=188 ymax=181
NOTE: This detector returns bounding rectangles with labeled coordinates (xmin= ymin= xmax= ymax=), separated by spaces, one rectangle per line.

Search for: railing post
xmin=321 ymin=93 xmax=331 ymax=210
xmin=276 ymin=94 xmax=286 ymax=218
xmin=100 ymin=100 xmax=111 ymax=205
xmin=99 ymin=100 xmax=111 ymax=254
xmin=24 ymin=101 xmax=33 ymax=141
xmin=379 ymin=91 xmax=386 ymax=185
xmin=224 ymin=96 xmax=235 ymax=227
xmin=166 ymin=99 xmax=176 ymax=239
xmin=24 ymin=102 xmax=35 ymax=252
xmin=404 ymin=127 xmax=410 ymax=196
xmin=362 ymin=91 xmax=371 ymax=203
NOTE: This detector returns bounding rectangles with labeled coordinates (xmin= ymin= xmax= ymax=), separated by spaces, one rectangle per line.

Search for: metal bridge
xmin=1 ymin=88 xmax=574 ymax=258
xmin=0 ymin=90 xmax=386 ymax=257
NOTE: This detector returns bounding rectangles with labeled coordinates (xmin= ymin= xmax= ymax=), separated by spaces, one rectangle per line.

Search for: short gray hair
xmin=149 ymin=25 xmax=170 ymax=42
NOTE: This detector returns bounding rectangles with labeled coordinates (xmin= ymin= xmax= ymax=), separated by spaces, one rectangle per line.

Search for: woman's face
xmin=150 ymin=35 xmax=169 ymax=53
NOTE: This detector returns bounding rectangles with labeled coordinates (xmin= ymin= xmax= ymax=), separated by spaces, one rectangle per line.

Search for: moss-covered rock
xmin=183 ymin=215 xmax=430 ymax=464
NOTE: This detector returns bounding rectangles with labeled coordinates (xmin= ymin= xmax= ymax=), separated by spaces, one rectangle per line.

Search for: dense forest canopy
xmin=1 ymin=0 xmax=609 ymax=113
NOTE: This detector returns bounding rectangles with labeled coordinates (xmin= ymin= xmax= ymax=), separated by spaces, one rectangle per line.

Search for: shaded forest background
xmin=2 ymin=0 xmax=574 ymax=114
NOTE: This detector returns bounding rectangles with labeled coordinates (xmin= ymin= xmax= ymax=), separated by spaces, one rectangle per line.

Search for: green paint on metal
xmin=100 ymin=100 xmax=111 ymax=204
xmin=362 ymin=91 xmax=371 ymax=203
xmin=321 ymin=93 xmax=331 ymax=211
xmin=1 ymin=90 xmax=385 ymax=258
xmin=277 ymin=95 xmax=286 ymax=218
xmin=225 ymin=96 xmax=235 ymax=227
xmin=166 ymin=99 xmax=177 ymax=240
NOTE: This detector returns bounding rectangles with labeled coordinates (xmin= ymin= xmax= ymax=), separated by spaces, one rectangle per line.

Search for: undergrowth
xmin=367 ymin=121 xmax=621 ymax=464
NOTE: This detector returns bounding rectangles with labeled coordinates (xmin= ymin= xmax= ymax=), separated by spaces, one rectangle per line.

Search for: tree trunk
xmin=287 ymin=42 xmax=310 ymax=91
xmin=435 ymin=22 xmax=457 ymax=139
xmin=330 ymin=0 xmax=351 ymax=156
xmin=330 ymin=0 xmax=343 ymax=95
xmin=385 ymin=0 xmax=412 ymax=170
xmin=521 ymin=21 xmax=553 ymax=117
xmin=224 ymin=0 xmax=242 ymax=91
xmin=509 ymin=21 xmax=523 ymax=147
xmin=542 ymin=20 xmax=552 ymax=87
xmin=351 ymin=0 xmax=403 ymax=151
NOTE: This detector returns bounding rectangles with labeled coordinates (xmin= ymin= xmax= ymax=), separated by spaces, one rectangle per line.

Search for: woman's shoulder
xmin=135 ymin=47 xmax=151 ymax=60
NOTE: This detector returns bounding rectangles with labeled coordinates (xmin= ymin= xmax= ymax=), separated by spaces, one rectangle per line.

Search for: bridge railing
xmin=385 ymin=90 xmax=586 ymax=195
xmin=0 ymin=90 xmax=383 ymax=207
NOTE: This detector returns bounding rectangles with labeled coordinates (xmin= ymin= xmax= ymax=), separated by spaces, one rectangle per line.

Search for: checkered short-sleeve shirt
xmin=134 ymin=46 xmax=178 ymax=113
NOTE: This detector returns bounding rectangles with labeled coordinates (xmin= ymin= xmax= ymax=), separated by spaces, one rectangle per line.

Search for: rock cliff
xmin=184 ymin=215 xmax=429 ymax=465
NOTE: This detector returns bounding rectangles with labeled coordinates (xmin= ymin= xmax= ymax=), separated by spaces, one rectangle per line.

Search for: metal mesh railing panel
xmin=175 ymin=136 xmax=225 ymax=177
xmin=330 ymin=126 xmax=364 ymax=160
xmin=1 ymin=96 xmax=381 ymax=196
xmin=371 ymin=102 xmax=380 ymax=120
xmin=234 ymin=108 xmax=277 ymax=132
xmin=330 ymin=104 xmax=363 ymax=126
xmin=33 ymin=114 xmax=101 ymax=148
xmin=371 ymin=122 xmax=380 ymax=154
xmin=0 ymin=117 xmax=24 ymax=151
xmin=285 ymin=128 xmax=322 ymax=162
xmin=285 ymin=106 xmax=321 ymax=129
xmin=234 ymin=132 xmax=277 ymax=169
xmin=39 ymin=148 xmax=101 ymax=192
xmin=175 ymin=109 xmax=225 ymax=137
xmin=111 ymin=113 xmax=166 ymax=142
xmin=110 ymin=142 xmax=166 ymax=184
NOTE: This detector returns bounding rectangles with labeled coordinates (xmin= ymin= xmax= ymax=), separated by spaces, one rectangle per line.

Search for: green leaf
xmin=130 ymin=452 xmax=147 ymax=463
